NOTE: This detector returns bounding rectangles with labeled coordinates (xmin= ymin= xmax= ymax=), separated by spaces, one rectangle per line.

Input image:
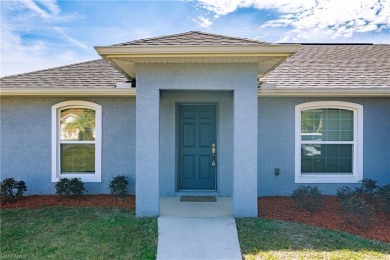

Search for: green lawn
xmin=2 ymin=207 xmax=389 ymax=260
xmin=236 ymin=218 xmax=390 ymax=260
xmin=0 ymin=207 xmax=157 ymax=260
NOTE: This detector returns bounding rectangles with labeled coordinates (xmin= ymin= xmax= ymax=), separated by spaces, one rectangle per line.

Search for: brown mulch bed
xmin=259 ymin=196 xmax=390 ymax=243
xmin=1 ymin=195 xmax=389 ymax=243
xmin=0 ymin=195 xmax=135 ymax=210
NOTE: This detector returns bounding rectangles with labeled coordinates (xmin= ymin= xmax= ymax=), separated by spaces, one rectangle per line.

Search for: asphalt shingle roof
xmin=1 ymin=31 xmax=389 ymax=89
xmin=263 ymin=44 xmax=390 ymax=88
xmin=114 ymin=31 xmax=269 ymax=46
xmin=0 ymin=59 xmax=126 ymax=88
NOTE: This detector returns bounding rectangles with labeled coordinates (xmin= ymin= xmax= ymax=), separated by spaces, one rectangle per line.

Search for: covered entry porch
xmin=135 ymin=63 xmax=259 ymax=217
xmin=95 ymin=33 xmax=298 ymax=217
xmin=159 ymin=90 xmax=234 ymax=217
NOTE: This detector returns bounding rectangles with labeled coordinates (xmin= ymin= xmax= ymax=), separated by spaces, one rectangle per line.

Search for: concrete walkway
xmin=157 ymin=217 xmax=242 ymax=260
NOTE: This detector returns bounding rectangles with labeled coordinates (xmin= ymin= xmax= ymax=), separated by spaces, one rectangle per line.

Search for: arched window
xmin=295 ymin=101 xmax=363 ymax=183
xmin=52 ymin=101 xmax=102 ymax=182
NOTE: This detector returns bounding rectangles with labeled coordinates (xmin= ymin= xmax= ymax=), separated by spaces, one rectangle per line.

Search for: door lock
xmin=211 ymin=143 xmax=216 ymax=166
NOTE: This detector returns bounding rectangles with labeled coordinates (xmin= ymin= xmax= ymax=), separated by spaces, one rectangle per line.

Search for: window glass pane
xmin=61 ymin=144 xmax=95 ymax=173
xmin=340 ymin=119 xmax=353 ymax=130
xmin=327 ymin=109 xmax=340 ymax=119
xmin=340 ymin=110 xmax=353 ymax=120
xmin=340 ymin=131 xmax=354 ymax=140
xmin=301 ymin=144 xmax=353 ymax=174
xmin=301 ymin=108 xmax=353 ymax=141
xmin=60 ymin=108 xmax=96 ymax=141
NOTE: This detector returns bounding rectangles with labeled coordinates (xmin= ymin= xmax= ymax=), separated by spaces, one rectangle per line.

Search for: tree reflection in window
xmin=60 ymin=108 xmax=96 ymax=141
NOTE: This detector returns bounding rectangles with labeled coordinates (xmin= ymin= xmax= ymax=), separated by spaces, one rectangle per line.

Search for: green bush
xmin=0 ymin=178 xmax=27 ymax=203
xmin=377 ymin=184 xmax=390 ymax=213
xmin=355 ymin=178 xmax=378 ymax=203
xmin=339 ymin=194 xmax=373 ymax=229
xmin=336 ymin=186 xmax=355 ymax=201
xmin=55 ymin=178 xmax=86 ymax=198
xmin=109 ymin=175 xmax=129 ymax=197
xmin=291 ymin=185 xmax=322 ymax=212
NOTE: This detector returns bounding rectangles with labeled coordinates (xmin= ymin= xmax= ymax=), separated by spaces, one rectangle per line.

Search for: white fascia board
xmin=95 ymin=45 xmax=300 ymax=57
xmin=3 ymin=87 xmax=388 ymax=97
xmin=0 ymin=88 xmax=136 ymax=96
xmin=95 ymin=45 xmax=300 ymax=80
xmin=258 ymin=88 xmax=390 ymax=97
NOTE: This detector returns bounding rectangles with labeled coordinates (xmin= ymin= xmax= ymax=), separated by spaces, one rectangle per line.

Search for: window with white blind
xmin=295 ymin=101 xmax=363 ymax=183
xmin=52 ymin=101 xmax=102 ymax=182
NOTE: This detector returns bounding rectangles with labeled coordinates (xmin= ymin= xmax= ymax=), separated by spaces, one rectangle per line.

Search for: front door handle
xmin=211 ymin=143 xmax=216 ymax=166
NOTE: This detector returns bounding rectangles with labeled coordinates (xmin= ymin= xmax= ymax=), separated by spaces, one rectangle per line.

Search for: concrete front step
xmin=160 ymin=197 xmax=233 ymax=217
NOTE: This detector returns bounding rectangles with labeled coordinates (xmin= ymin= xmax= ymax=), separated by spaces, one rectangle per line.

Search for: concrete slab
xmin=160 ymin=197 xmax=232 ymax=217
xmin=157 ymin=217 xmax=242 ymax=260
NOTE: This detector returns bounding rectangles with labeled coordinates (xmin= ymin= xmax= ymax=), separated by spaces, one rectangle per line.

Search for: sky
xmin=1 ymin=0 xmax=389 ymax=77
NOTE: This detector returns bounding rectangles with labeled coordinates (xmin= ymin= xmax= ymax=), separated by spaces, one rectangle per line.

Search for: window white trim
xmin=52 ymin=101 xmax=102 ymax=182
xmin=295 ymin=101 xmax=363 ymax=183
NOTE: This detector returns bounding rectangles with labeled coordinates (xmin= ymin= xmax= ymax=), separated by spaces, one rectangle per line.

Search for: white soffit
xmin=95 ymin=45 xmax=300 ymax=79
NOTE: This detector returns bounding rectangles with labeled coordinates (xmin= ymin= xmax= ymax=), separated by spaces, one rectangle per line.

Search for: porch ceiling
xmin=95 ymin=45 xmax=299 ymax=80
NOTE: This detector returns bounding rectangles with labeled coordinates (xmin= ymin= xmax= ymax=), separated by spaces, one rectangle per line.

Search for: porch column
xmin=136 ymin=87 xmax=160 ymax=217
xmin=233 ymin=87 xmax=258 ymax=217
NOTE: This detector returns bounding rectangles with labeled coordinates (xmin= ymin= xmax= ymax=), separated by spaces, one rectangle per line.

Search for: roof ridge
xmin=113 ymin=31 xmax=197 ymax=46
xmin=114 ymin=31 xmax=268 ymax=46
xmin=187 ymin=31 xmax=268 ymax=44
xmin=1 ymin=59 xmax=103 ymax=80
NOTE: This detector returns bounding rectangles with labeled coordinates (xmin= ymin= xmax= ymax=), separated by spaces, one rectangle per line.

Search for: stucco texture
xmin=1 ymin=95 xmax=388 ymax=200
xmin=258 ymin=97 xmax=390 ymax=196
xmin=135 ymin=63 xmax=259 ymax=216
xmin=0 ymin=97 xmax=135 ymax=195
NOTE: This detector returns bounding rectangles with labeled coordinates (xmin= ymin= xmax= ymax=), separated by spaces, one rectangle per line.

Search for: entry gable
xmin=95 ymin=31 xmax=299 ymax=80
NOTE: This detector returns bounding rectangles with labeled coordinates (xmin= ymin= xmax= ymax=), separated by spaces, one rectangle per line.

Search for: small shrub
xmin=0 ymin=178 xmax=27 ymax=203
xmin=377 ymin=184 xmax=390 ymax=213
xmin=291 ymin=185 xmax=322 ymax=212
xmin=109 ymin=175 xmax=129 ymax=197
xmin=336 ymin=186 xmax=355 ymax=202
xmin=356 ymin=178 xmax=378 ymax=203
xmin=339 ymin=194 xmax=373 ymax=229
xmin=55 ymin=178 xmax=86 ymax=198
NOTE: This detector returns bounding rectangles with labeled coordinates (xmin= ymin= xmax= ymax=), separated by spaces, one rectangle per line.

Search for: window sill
xmin=52 ymin=174 xmax=101 ymax=183
xmin=295 ymin=174 xmax=361 ymax=184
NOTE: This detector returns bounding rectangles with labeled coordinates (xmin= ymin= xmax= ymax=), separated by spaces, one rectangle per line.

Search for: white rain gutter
xmin=1 ymin=87 xmax=389 ymax=97
xmin=0 ymin=88 xmax=136 ymax=96
xmin=258 ymin=88 xmax=390 ymax=97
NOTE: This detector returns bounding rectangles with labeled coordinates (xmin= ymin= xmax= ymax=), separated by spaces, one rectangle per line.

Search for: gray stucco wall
xmin=258 ymin=97 xmax=390 ymax=196
xmin=1 ymin=95 xmax=388 ymax=197
xmin=0 ymin=97 xmax=135 ymax=195
xmin=136 ymin=63 xmax=259 ymax=216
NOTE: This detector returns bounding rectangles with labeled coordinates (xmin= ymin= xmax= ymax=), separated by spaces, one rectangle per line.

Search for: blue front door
xmin=178 ymin=104 xmax=216 ymax=190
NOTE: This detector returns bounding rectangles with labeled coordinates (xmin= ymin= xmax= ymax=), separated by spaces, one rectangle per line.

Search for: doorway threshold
xmin=174 ymin=191 xmax=219 ymax=197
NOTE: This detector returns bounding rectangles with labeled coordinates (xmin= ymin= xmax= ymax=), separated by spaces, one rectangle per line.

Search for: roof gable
xmin=114 ymin=31 xmax=269 ymax=46
xmin=97 ymin=31 xmax=293 ymax=80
